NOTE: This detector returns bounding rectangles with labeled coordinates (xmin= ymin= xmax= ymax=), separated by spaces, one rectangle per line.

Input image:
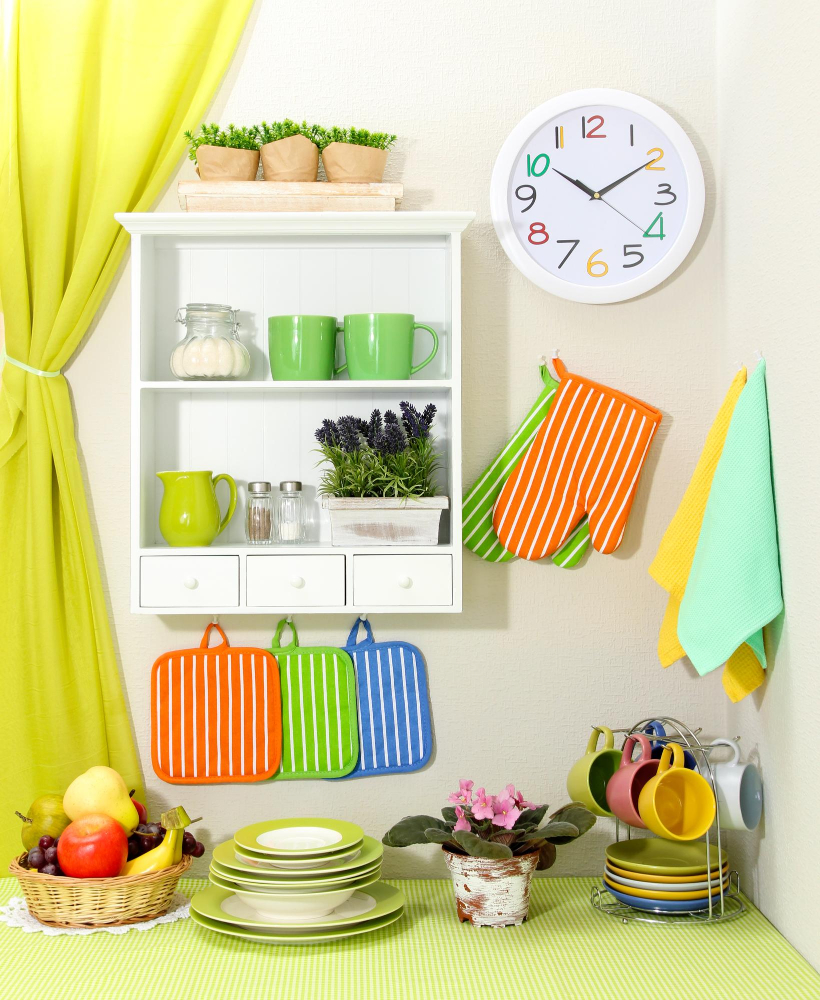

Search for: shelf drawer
xmin=353 ymin=554 xmax=453 ymax=607
xmin=140 ymin=555 xmax=239 ymax=608
xmin=246 ymin=554 xmax=346 ymax=607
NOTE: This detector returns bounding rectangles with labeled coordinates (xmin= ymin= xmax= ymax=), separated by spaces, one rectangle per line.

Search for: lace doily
xmin=0 ymin=892 xmax=190 ymax=936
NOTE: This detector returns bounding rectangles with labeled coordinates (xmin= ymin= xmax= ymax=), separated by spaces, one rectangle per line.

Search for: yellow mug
xmin=638 ymin=743 xmax=716 ymax=841
xmin=566 ymin=726 xmax=621 ymax=816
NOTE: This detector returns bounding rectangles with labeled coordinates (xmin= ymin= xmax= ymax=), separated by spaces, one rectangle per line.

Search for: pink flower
xmin=472 ymin=788 xmax=495 ymax=821
xmin=454 ymin=806 xmax=471 ymax=833
xmin=503 ymin=784 xmax=538 ymax=811
xmin=447 ymin=779 xmax=474 ymax=806
xmin=492 ymin=796 xmax=521 ymax=830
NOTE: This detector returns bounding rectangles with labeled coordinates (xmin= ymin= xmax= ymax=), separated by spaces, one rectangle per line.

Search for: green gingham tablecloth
xmin=1 ymin=877 xmax=818 ymax=1000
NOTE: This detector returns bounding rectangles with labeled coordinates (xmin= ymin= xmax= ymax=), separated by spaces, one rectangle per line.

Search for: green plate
xmin=215 ymin=836 xmax=382 ymax=878
xmin=234 ymin=840 xmax=364 ymax=867
xmin=208 ymin=867 xmax=381 ymax=897
xmin=209 ymin=856 xmax=382 ymax=887
xmin=190 ymin=904 xmax=403 ymax=944
xmin=191 ymin=882 xmax=405 ymax=931
xmin=605 ymin=839 xmax=729 ymax=876
xmin=234 ymin=818 xmax=363 ymax=856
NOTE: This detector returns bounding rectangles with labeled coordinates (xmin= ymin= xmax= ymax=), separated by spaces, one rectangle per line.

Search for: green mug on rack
xmin=268 ymin=315 xmax=344 ymax=381
xmin=336 ymin=313 xmax=439 ymax=380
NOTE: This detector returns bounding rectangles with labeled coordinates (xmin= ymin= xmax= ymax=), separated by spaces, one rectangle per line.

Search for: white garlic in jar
xmin=169 ymin=303 xmax=251 ymax=380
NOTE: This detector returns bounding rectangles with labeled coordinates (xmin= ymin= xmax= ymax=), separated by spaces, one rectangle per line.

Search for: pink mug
xmin=605 ymin=734 xmax=659 ymax=828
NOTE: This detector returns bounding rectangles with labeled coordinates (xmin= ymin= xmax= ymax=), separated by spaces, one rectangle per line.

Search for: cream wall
xmin=71 ymin=0 xmax=730 ymax=884
xmin=717 ymin=0 xmax=820 ymax=970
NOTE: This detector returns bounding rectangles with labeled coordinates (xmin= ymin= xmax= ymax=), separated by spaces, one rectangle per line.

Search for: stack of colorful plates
xmin=603 ymin=839 xmax=730 ymax=913
xmin=190 ymin=818 xmax=404 ymax=944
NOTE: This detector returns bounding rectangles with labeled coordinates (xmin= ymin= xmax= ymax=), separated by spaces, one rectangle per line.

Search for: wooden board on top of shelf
xmin=177 ymin=181 xmax=403 ymax=212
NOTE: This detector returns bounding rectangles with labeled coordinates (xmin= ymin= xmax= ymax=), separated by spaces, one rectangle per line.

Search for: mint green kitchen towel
xmin=678 ymin=359 xmax=782 ymax=680
xmin=462 ymin=363 xmax=590 ymax=566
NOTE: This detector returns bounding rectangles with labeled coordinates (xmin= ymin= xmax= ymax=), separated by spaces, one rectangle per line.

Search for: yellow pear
xmin=63 ymin=766 xmax=139 ymax=835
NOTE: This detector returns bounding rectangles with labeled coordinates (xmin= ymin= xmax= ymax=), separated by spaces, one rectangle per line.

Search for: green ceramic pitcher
xmin=157 ymin=470 xmax=237 ymax=547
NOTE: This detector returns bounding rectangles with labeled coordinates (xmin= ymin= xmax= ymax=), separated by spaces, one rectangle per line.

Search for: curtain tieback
xmin=1 ymin=352 xmax=62 ymax=378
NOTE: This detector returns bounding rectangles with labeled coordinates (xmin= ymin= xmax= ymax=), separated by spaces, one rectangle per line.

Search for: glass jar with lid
xmin=246 ymin=482 xmax=274 ymax=545
xmin=169 ymin=303 xmax=250 ymax=380
xmin=275 ymin=481 xmax=305 ymax=543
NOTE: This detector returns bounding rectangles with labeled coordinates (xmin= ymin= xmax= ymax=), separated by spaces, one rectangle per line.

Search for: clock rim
xmin=490 ymin=88 xmax=705 ymax=304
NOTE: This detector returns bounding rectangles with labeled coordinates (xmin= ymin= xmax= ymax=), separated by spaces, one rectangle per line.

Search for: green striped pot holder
xmin=462 ymin=363 xmax=591 ymax=567
xmin=267 ymin=619 xmax=359 ymax=780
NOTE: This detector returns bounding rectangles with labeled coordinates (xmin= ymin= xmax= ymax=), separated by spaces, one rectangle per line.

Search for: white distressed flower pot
xmin=443 ymin=847 xmax=539 ymax=927
xmin=322 ymin=496 xmax=448 ymax=546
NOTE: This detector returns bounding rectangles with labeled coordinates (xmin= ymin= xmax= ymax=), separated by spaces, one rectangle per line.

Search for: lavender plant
xmin=315 ymin=402 xmax=439 ymax=498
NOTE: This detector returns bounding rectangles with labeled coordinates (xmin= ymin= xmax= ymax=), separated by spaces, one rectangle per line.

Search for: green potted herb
xmin=184 ymin=123 xmax=261 ymax=181
xmin=383 ymin=782 xmax=596 ymax=927
xmin=315 ymin=402 xmax=448 ymax=544
xmin=318 ymin=126 xmax=397 ymax=183
xmin=258 ymin=119 xmax=324 ymax=182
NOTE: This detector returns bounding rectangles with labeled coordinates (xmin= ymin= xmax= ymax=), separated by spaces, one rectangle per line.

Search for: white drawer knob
xmin=398 ymin=576 xmax=413 ymax=589
xmin=290 ymin=576 xmax=305 ymax=589
xmin=183 ymin=576 xmax=198 ymax=590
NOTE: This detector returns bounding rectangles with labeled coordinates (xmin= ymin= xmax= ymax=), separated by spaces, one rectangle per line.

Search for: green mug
xmin=268 ymin=315 xmax=344 ymax=381
xmin=566 ymin=726 xmax=622 ymax=817
xmin=336 ymin=313 xmax=439 ymax=380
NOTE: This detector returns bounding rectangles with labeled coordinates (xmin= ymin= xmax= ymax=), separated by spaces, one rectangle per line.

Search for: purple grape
xmin=41 ymin=864 xmax=59 ymax=876
xmin=140 ymin=834 xmax=156 ymax=853
xmin=147 ymin=823 xmax=162 ymax=836
xmin=191 ymin=841 xmax=205 ymax=858
xmin=136 ymin=824 xmax=149 ymax=835
xmin=44 ymin=846 xmax=59 ymax=865
xmin=182 ymin=831 xmax=196 ymax=854
xmin=38 ymin=835 xmax=54 ymax=851
xmin=127 ymin=835 xmax=142 ymax=860
xmin=27 ymin=848 xmax=45 ymax=870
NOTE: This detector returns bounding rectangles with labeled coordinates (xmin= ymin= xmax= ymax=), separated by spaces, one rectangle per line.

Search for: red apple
xmin=57 ymin=814 xmax=128 ymax=878
xmin=130 ymin=795 xmax=147 ymax=826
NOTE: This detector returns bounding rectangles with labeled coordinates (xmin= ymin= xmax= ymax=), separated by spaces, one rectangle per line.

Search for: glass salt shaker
xmin=246 ymin=482 xmax=274 ymax=545
xmin=276 ymin=481 xmax=304 ymax=544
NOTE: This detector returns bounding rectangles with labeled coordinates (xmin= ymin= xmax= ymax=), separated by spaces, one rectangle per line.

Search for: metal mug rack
xmin=589 ymin=716 xmax=747 ymax=925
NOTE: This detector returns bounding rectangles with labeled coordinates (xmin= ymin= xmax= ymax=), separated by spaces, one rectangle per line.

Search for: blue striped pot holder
xmin=337 ymin=618 xmax=433 ymax=779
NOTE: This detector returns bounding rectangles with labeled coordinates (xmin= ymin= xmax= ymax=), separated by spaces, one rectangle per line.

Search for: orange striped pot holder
xmin=151 ymin=623 xmax=282 ymax=784
xmin=493 ymin=358 xmax=662 ymax=560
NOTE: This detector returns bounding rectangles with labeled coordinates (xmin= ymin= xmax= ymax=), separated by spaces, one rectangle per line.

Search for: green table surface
xmin=1 ymin=876 xmax=818 ymax=1000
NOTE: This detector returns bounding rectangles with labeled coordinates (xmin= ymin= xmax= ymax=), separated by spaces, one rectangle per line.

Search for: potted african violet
xmin=316 ymin=402 xmax=448 ymax=545
xmin=258 ymin=119 xmax=324 ymax=181
xmin=319 ymin=126 xmax=397 ymax=183
xmin=383 ymin=781 xmax=596 ymax=927
xmin=184 ymin=123 xmax=260 ymax=180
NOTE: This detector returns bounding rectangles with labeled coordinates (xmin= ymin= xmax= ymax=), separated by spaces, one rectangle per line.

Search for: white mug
xmin=700 ymin=739 xmax=763 ymax=831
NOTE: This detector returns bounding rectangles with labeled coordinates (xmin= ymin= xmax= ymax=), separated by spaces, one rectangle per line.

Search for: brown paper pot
xmin=261 ymin=134 xmax=319 ymax=181
xmin=321 ymin=143 xmax=388 ymax=183
xmin=195 ymin=145 xmax=260 ymax=181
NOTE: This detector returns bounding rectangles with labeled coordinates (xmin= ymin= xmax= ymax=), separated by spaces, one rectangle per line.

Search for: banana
xmin=121 ymin=806 xmax=192 ymax=877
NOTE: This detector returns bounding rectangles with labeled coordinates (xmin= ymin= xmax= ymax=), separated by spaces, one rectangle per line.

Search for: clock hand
xmin=596 ymin=160 xmax=655 ymax=198
xmin=551 ymin=169 xmax=597 ymax=199
xmin=598 ymin=197 xmax=644 ymax=233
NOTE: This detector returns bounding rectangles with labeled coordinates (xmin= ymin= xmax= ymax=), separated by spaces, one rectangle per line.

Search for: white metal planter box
xmin=323 ymin=497 xmax=449 ymax=546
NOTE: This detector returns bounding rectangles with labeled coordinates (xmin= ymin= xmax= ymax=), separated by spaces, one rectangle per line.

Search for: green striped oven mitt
xmin=462 ymin=362 xmax=591 ymax=568
xmin=267 ymin=619 xmax=359 ymax=780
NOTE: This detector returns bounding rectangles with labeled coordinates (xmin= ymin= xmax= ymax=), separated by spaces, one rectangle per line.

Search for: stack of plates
xmin=190 ymin=818 xmax=404 ymax=944
xmin=603 ymin=839 xmax=730 ymax=913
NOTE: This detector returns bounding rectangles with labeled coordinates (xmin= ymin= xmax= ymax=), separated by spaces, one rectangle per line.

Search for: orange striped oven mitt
xmin=151 ymin=623 xmax=282 ymax=784
xmin=493 ymin=358 xmax=662 ymax=560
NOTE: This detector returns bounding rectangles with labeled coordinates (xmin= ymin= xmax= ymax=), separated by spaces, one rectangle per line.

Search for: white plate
xmin=221 ymin=890 xmax=379 ymax=927
xmin=237 ymin=848 xmax=362 ymax=871
xmin=258 ymin=825 xmax=343 ymax=852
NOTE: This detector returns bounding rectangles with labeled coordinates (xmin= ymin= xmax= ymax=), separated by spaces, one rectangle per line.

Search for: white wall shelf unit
xmin=117 ymin=211 xmax=474 ymax=615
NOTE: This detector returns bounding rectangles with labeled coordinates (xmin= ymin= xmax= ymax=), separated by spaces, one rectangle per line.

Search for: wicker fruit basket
xmin=9 ymin=853 xmax=192 ymax=928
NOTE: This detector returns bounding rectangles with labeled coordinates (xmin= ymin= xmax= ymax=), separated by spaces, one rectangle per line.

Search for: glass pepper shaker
xmin=246 ymin=482 xmax=273 ymax=545
xmin=276 ymin=481 xmax=304 ymax=543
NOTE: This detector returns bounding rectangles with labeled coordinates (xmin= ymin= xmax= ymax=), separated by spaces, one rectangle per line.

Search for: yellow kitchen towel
xmin=648 ymin=368 xmax=747 ymax=667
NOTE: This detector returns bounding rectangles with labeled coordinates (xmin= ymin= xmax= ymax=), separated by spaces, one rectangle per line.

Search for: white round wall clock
xmin=490 ymin=89 xmax=705 ymax=304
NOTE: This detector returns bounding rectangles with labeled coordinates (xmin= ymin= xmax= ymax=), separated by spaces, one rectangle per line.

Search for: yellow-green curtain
xmin=0 ymin=0 xmax=254 ymax=859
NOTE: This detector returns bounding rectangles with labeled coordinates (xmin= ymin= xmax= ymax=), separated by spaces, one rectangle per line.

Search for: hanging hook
xmin=212 ymin=615 xmax=219 ymax=625
xmin=286 ymin=615 xmax=293 ymax=624
xmin=552 ymin=348 xmax=560 ymax=359
xmin=755 ymin=348 xmax=764 ymax=362
xmin=360 ymin=613 xmax=367 ymax=621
